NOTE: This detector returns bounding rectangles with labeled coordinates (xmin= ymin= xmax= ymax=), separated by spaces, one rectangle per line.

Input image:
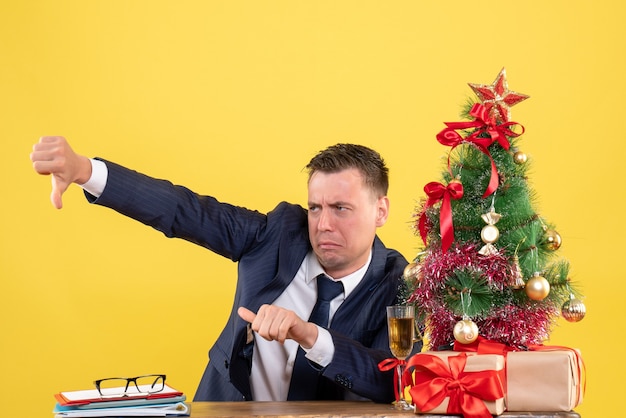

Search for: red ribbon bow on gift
xmin=377 ymin=358 xmax=412 ymax=402
xmin=418 ymin=180 xmax=464 ymax=252
xmin=405 ymin=353 xmax=504 ymax=418
xmin=436 ymin=103 xmax=524 ymax=198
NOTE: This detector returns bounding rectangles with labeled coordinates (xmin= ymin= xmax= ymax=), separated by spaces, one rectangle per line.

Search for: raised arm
xmin=30 ymin=136 xmax=92 ymax=209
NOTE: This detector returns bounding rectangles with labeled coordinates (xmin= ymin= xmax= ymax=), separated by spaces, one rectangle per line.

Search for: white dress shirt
xmin=249 ymin=251 xmax=369 ymax=401
xmin=80 ymin=158 xmax=371 ymax=401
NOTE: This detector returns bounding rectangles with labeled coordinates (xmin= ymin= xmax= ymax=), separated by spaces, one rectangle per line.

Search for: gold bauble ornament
xmin=481 ymin=224 xmax=500 ymax=244
xmin=513 ymin=151 xmax=528 ymax=164
xmin=542 ymin=229 xmax=562 ymax=251
xmin=562 ymin=297 xmax=586 ymax=322
xmin=525 ymin=274 xmax=550 ymax=301
xmin=479 ymin=209 xmax=502 ymax=256
xmin=453 ymin=319 xmax=479 ymax=344
xmin=403 ymin=262 xmax=423 ymax=283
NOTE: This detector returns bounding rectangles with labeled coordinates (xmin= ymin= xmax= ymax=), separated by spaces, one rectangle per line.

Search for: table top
xmin=188 ymin=401 xmax=581 ymax=418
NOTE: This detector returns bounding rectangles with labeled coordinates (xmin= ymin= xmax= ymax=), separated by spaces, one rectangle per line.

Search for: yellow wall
xmin=1 ymin=1 xmax=622 ymax=416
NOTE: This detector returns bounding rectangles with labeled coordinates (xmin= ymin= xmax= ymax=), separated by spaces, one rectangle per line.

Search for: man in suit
xmin=30 ymin=136 xmax=419 ymax=403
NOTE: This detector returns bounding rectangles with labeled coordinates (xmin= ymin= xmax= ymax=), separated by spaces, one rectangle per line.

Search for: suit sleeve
xmin=85 ymin=159 xmax=268 ymax=261
xmin=324 ymin=329 xmax=397 ymax=403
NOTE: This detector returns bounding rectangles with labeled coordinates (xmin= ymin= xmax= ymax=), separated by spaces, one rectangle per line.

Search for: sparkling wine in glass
xmin=386 ymin=305 xmax=415 ymax=410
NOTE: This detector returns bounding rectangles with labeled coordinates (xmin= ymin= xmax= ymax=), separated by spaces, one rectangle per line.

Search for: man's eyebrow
xmin=307 ymin=201 xmax=351 ymax=207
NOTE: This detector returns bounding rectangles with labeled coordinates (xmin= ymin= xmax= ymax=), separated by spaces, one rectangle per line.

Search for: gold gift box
xmin=506 ymin=349 xmax=583 ymax=411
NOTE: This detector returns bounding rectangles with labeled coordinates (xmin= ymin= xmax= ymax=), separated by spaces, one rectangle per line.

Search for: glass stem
xmin=396 ymin=362 xmax=405 ymax=403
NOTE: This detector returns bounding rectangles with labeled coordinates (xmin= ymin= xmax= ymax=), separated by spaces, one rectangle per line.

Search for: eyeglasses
xmin=94 ymin=374 xmax=166 ymax=397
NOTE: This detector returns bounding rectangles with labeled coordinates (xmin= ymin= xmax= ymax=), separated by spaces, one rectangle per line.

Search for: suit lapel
xmin=248 ymin=228 xmax=311 ymax=313
xmin=229 ymin=227 xmax=311 ymax=399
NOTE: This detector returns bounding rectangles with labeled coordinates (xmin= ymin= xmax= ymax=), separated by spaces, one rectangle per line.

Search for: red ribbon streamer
xmin=377 ymin=358 xmax=412 ymax=402
xmin=404 ymin=353 xmax=504 ymax=418
xmin=436 ymin=103 xmax=524 ymax=198
xmin=453 ymin=336 xmax=516 ymax=355
xmin=418 ymin=180 xmax=464 ymax=252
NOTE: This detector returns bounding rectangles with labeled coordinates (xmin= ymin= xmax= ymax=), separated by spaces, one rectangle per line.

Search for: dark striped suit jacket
xmin=87 ymin=159 xmax=415 ymax=403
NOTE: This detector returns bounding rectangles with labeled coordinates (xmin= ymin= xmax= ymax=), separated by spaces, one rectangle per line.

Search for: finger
xmin=50 ymin=175 xmax=68 ymax=210
xmin=237 ymin=307 xmax=257 ymax=324
xmin=252 ymin=305 xmax=273 ymax=339
xmin=257 ymin=306 xmax=296 ymax=344
xmin=31 ymin=139 xmax=63 ymax=173
xmin=51 ymin=193 xmax=62 ymax=209
xmin=30 ymin=147 xmax=56 ymax=173
xmin=33 ymin=136 xmax=67 ymax=157
xmin=32 ymin=159 xmax=59 ymax=175
xmin=273 ymin=316 xmax=291 ymax=344
xmin=39 ymin=135 xmax=65 ymax=144
xmin=50 ymin=187 xmax=63 ymax=209
xmin=270 ymin=310 xmax=298 ymax=344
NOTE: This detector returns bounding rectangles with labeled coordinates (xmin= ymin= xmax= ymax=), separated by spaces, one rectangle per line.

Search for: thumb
xmin=237 ymin=307 xmax=257 ymax=324
xmin=50 ymin=174 xmax=69 ymax=209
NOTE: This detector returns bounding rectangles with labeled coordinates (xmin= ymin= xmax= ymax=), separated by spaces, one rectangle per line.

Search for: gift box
xmin=505 ymin=348 xmax=584 ymax=411
xmin=453 ymin=338 xmax=585 ymax=412
xmin=405 ymin=351 xmax=506 ymax=418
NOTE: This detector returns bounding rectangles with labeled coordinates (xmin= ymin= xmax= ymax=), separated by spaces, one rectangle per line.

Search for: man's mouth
xmin=318 ymin=240 xmax=340 ymax=250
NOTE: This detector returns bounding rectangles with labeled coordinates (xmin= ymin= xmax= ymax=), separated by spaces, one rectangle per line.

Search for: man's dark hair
xmin=306 ymin=143 xmax=389 ymax=197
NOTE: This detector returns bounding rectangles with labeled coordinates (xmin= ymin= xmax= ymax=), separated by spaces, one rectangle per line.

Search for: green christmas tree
xmin=405 ymin=69 xmax=586 ymax=350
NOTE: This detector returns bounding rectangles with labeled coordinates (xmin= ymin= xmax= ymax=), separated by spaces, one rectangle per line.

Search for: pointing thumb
xmin=50 ymin=175 xmax=68 ymax=209
xmin=238 ymin=307 xmax=257 ymax=324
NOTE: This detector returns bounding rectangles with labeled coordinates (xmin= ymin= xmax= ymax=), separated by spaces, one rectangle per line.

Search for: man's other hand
xmin=238 ymin=305 xmax=319 ymax=349
xmin=30 ymin=136 xmax=92 ymax=209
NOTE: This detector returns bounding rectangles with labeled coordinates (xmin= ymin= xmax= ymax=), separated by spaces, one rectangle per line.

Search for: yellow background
xmin=1 ymin=1 xmax=623 ymax=416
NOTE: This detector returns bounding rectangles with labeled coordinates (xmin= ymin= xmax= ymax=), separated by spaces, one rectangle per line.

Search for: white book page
xmin=61 ymin=384 xmax=181 ymax=402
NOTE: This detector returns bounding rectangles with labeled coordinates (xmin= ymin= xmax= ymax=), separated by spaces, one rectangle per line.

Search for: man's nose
xmin=317 ymin=209 xmax=333 ymax=231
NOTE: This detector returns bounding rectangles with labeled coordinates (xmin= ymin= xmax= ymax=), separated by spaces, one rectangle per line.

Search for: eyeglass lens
xmin=96 ymin=375 xmax=165 ymax=397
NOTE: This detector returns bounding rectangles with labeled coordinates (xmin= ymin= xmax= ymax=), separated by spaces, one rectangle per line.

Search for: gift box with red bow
xmin=405 ymin=346 xmax=584 ymax=416
xmin=404 ymin=351 xmax=506 ymax=418
xmin=453 ymin=338 xmax=585 ymax=412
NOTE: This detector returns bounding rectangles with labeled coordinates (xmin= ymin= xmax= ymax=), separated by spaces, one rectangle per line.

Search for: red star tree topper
xmin=468 ymin=67 xmax=529 ymax=123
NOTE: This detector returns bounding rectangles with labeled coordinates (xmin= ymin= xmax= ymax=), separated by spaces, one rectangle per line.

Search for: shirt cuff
xmin=79 ymin=159 xmax=108 ymax=197
xmin=303 ymin=326 xmax=334 ymax=367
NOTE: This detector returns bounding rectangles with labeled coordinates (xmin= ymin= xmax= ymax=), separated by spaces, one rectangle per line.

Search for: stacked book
xmin=53 ymin=379 xmax=189 ymax=417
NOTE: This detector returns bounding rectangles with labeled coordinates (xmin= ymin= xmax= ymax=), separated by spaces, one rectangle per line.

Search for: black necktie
xmin=287 ymin=274 xmax=344 ymax=400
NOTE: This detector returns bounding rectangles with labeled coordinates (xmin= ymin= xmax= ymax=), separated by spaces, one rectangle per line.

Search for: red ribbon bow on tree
xmin=405 ymin=353 xmax=504 ymax=418
xmin=418 ymin=180 xmax=464 ymax=252
xmin=436 ymin=103 xmax=524 ymax=198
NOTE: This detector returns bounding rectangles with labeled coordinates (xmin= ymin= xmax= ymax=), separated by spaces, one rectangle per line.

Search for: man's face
xmin=307 ymin=168 xmax=389 ymax=279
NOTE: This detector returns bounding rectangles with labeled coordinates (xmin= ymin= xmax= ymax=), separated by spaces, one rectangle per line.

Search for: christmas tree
xmin=404 ymin=69 xmax=586 ymax=351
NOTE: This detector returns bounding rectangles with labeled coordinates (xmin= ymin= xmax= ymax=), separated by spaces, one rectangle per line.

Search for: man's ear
xmin=376 ymin=196 xmax=390 ymax=227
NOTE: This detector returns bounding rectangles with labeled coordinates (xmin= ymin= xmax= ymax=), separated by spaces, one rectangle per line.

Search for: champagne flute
xmin=386 ymin=305 xmax=415 ymax=410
